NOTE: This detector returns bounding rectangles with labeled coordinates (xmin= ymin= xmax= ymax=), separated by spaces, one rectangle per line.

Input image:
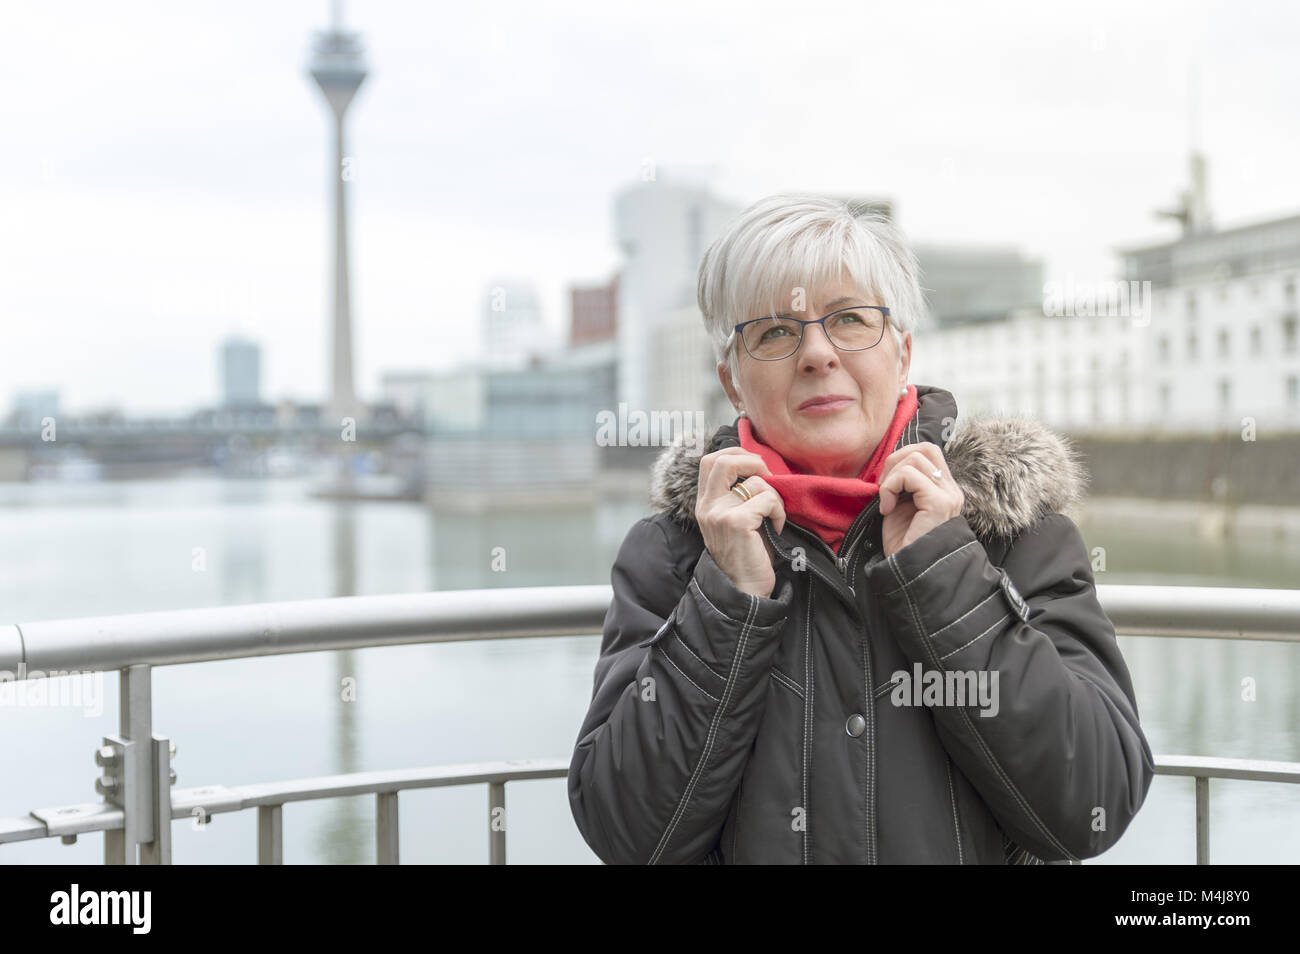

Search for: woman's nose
xmin=798 ymin=322 xmax=840 ymax=371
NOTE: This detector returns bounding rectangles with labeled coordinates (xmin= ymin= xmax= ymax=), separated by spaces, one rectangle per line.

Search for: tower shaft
xmin=330 ymin=111 xmax=355 ymax=421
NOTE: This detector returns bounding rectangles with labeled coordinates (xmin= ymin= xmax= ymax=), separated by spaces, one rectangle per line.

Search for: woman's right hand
xmin=695 ymin=448 xmax=787 ymax=598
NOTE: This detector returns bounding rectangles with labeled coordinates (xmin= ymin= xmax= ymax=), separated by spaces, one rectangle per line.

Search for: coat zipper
xmin=837 ymin=498 xmax=882 ymax=588
xmin=762 ymin=500 xmax=882 ymax=864
xmin=842 ymin=499 xmax=881 ymax=864
xmin=763 ymin=520 xmax=853 ymax=612
xmin=723 ymin=409 xmax=911 ymax=865
xmin=861 ymin=607 xmax=878 ymax=864
xmin=763 ymin=498 xmax=879 ymax=607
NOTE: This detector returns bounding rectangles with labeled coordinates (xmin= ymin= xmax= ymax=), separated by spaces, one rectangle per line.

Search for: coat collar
xmin=649 ymin=384 xmax=1086 ymax=540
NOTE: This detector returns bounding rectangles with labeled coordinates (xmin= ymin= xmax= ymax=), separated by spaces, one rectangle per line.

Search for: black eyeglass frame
xmin=731 ymin=305 xmax=892 ymax=361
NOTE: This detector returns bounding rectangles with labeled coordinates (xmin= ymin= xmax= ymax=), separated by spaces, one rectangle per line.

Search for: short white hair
xmin=697 ymin=193 xmax=926 ymax=377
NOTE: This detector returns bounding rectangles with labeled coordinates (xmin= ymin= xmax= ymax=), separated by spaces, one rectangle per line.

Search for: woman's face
xmin=719 ymin=278 xmax=912 ymax=478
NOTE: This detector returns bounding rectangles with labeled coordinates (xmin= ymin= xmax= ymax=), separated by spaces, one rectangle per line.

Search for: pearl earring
xmin=899 ymin=385 xmax=908 ymax=395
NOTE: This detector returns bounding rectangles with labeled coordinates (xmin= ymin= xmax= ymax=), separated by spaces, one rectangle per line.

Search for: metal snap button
xmin=845 ymin=713 xmax=867 ymax=737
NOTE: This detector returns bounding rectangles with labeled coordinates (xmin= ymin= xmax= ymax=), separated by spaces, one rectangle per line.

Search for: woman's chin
xmin=784 ymin=433 xmax=869 ymax=470
xmin=792 ymin=418 xmax=866 ymax=446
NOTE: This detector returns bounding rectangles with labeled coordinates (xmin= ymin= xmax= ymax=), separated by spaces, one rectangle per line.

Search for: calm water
xmin=0 ymin=476 xmax=1296 ymax=864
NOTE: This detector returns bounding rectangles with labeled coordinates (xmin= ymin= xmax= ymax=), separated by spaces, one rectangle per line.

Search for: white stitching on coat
xmin=940 ymin=612 xmax=1011 ymax=661
xmin=802 ymin=577 xmax=814 ymax=865
xmin=689 ymin=575 xmax=728 ymax=621
xmin=945 ymin=755 xmax=965 ymax=864
xmin=667 ymin=626 xmax=726 ymax=682
xmin=770 ymin=667 xmax=805 ymax=698
xmin=654 ymin=643 xmax=720 ymax=703
xmin=928 ymin=587 xmax=1000 ymax=640
xmin=882 ymin=541 xmax=979 ymax=595
xmin=887 ymin=555 xmax=1075 ymax=861
xmin=649 ymin=592 xmax=758 ymax=864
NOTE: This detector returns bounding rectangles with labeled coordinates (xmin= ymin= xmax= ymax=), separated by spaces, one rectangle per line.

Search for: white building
xmin=909 ymin=305 xmax=1152 ymax=434
xmin=381 ymin=368 xmax=485 ymax=434
xmin=612 ymin=180 xmax=742 ymax=418
xmin=480 ymin=279 xmax=552 ymax=370
xmin=909 ymin=214 xmax=1300 ymax=436
xmin=1122 ymin=214 xmax=1300 ymax=435
xmin=911 ymin=150 xmax=1300 ymax=437
xmin=650 ymin=302 xmax=731 ymax=431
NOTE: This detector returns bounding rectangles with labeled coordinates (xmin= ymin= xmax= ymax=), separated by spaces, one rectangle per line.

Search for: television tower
xmin=308 ymin=1 xmax=367 ymax=427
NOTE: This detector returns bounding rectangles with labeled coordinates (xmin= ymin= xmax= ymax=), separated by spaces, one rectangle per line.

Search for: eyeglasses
xmin=732 ymin=305 xmax=890 ymax=361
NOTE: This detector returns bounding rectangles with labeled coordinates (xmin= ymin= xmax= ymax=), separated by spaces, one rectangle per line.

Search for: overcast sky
xmin=2 ymin=0 xmax=1297 ymax=416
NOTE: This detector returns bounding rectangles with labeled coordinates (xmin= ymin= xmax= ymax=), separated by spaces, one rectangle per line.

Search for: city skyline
xmin=2 ymin=1 xmax=1298 ymax=416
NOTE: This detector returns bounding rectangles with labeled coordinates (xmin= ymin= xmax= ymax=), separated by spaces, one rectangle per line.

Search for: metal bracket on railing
xmin=97 ymin=735 xmax=138 ymax=864
xmin=140 ymin=736 xmax=176 ymax=865
xmin=96 ymin=733 xmax=178 ymax=864
xmin=29 ymin=802 xmax=124 ymax=848
xmin=95 ymin=662 xmax=178 ymax=864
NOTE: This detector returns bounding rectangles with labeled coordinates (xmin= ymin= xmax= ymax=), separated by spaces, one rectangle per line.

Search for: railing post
xmin=100 ymin=665 xmax=158 ymax=863
xmin=488 ymin=781 xmax=505 ymax=865
xmin=376 ymin=792 xmax=399 ymax=864
xmin=258 ymin=805 xmax=283 ymax=864
xmin=120 ymin=666 xmax=154 ymax=850
xmin=97 ymin=664 xmax=165 ymax=864
xmin=1195 ymin=776 xmax=1210 ymax=865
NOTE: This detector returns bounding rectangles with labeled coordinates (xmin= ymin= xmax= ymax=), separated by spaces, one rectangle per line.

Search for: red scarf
xmin=737 ymin=385 xmax=919 ymax=553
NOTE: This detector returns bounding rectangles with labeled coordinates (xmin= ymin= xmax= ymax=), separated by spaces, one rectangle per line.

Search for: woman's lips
xmin=797 ymin=395 xmax=854 ymax=414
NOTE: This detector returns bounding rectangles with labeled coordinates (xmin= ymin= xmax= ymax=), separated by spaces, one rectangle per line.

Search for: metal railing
xmin=1 ymin=583 xmax=1298 ymax=864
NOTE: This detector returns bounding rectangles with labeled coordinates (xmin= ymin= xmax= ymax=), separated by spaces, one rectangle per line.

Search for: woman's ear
xmin=717 ymin=361 xmax=745 ymax=414
xmin=897 ymin=331 xmax=913 ymax=389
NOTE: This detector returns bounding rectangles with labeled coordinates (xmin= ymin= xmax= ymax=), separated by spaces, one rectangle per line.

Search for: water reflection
xmin=429 ymin=498 xmax=647 ymax=590
xmin=1076 ymin=512 xmax=1300 ymax=588
xmin=319 ymin=502 xmax=367 ymax=863
xmin=219 ymin=512 xmax=266 ymax=606
xmin=1076 ymin=512 xmax=1300 ymax=769
xmin=0 ymin=476 xmax=1295 ymax=862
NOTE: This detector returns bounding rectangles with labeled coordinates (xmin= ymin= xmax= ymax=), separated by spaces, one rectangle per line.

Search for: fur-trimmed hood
xmin=649 ymin=384 xmax=1088 ymax=540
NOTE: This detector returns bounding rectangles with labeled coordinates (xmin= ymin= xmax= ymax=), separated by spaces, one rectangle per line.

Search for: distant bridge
xmin=0 ymin=416 xmax=427 ymax=479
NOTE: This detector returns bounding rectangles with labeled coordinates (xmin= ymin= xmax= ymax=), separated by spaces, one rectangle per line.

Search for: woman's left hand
xmin=877 ymin=442 xmax=965 ymax=558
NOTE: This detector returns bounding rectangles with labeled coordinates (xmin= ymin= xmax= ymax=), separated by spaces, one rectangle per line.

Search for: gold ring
xmin=731 ymin=482 xmax=753 ymax=502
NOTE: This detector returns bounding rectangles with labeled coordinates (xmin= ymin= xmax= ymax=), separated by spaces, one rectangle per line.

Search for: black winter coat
xmin=568 ymin=384 xmax=1154 ymax=864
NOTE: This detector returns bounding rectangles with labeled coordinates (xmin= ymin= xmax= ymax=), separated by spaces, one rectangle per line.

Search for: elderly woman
xmin=567 ymin=193 xmax=1154 ymax=864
